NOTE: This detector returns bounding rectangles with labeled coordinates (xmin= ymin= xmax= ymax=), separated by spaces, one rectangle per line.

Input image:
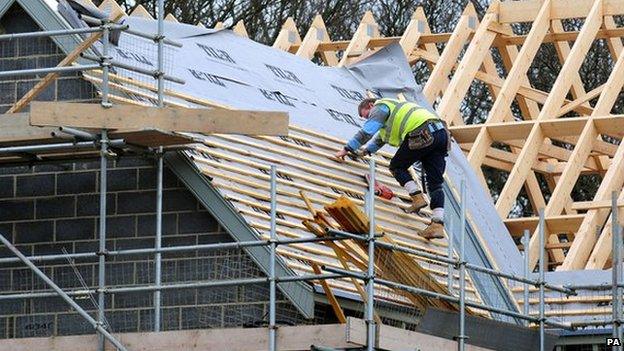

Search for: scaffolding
xmin=0 ymin=1 xmax=623 ymax=351
xmin=5 ymin=149 xmax=617 ymax=350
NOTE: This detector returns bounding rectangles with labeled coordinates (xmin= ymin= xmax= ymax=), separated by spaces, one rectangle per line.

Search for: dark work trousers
xmin=389 ymin=128 xmax=448 ymax=209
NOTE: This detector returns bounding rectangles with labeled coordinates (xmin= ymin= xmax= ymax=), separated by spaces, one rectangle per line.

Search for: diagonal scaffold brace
xmin=0 ymin=233 xmax=129 ymax=351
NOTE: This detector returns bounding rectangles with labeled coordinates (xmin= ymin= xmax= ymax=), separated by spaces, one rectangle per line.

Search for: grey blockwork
xmin=0 ymin=156 xmax=313 ymax=339
xmin=0 ymin=2 xmax=97 ymax=114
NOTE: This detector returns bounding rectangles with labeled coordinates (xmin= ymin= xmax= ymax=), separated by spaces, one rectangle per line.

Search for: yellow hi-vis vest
xmin=375 ymin=98 xmax=438 ymax=147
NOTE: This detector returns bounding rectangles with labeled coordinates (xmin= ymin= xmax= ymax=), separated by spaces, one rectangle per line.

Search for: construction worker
xmin=334 ymin=98 xmax=450 ymax=239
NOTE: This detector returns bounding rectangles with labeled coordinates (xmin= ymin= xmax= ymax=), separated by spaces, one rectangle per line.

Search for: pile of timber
xmin=324 ymin=196 xmax=458 ymax=312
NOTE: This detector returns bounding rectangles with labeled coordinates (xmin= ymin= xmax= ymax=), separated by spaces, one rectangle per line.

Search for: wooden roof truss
xmin=262 ymin=0 xmax=624 ymax=272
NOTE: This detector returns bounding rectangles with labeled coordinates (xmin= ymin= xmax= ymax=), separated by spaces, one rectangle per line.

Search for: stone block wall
xmin=0 ymin=3 xmax=97 ymax=113
xmin=0 ymin=156 xmax=321 ymax=339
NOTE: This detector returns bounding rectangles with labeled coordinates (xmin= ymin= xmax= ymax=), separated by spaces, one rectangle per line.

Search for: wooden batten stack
xmin=323 ymin=196 xmax=459 ymax=313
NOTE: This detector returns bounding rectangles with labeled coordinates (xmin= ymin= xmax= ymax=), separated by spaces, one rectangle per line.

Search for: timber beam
xmin=28 ymin=102 xmax=289 ymax=136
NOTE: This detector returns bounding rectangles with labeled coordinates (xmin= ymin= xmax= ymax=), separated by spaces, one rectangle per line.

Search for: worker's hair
xmin=358 ymin=98 xmax=377 ymax=115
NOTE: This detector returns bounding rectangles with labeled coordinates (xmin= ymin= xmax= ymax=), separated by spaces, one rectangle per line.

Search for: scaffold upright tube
xmin=538 ymin=209 xmax=545 ymax=351
xmin=613 ymin=191 xmax=622 ymax=348
xmin=447 ymin=219 xmax=454 ymax=294
xmin=97 ymin=130 xmax=108 ymax=351
xmin=154 ymin=147 xmax=164 ymax=332
xmin=157 ymin=0 xmax=165 ymax=107
xmin=269 ymin=165 xmax=277 ymax=351
xmin=366 ymin=158 xmax=376 ymax=351
xmin=523 ymin=229 xmax=530 ymax=327
xmin=101 ymin=20 xmax=111 ymax=108
xmin=458 ymin=180 xmax=467 ymax=351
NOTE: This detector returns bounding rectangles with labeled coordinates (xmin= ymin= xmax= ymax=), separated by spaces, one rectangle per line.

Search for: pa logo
xmin=607 ymin=337 xmax=622 ymax=346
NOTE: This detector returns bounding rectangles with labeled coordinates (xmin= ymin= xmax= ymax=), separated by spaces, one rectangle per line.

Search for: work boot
xmin=405 ymin=192 xmax=428 ymax=213
xmin=419 ymin=219 xmax=445 ymax=240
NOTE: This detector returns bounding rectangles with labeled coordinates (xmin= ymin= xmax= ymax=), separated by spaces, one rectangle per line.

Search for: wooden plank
xmin=497 ymin=26 xmax=624 ymax=46
xmin=559 ymin=134 xmax=623 ymax=267
xmin=526 ymin=120 xmax=598 ymax=267
xmin=296 ymin=15 xmax=338 ymax=65
xmin=572 ymin=200 xmax=624 ymax=210
xmin=324 ymin=197 xmax=459 ymax=312
xmin=404 ymin=7 xmax=440 ymax=74
xmin=98 ymin=0 xmax=127 ymax=19
xmin=504 ymin=214 xmax=585 ymax=236
xmin=272 ymin=17 xmax=301 ymax=52
xmin=557 ymin=84 xmax=604 ymax=117
xmin=424 ymin=116 xmax=624 ymax=145
xmin=495 ymin=0 xmax=604 ymax=224
xmin=586 ymin=189 xmax=624 ymax=269
xmin=398 ymin=8 xmax=427 ymax=56
xmin=450 ymin=117 xmax=611 ymax=143
xmin=233 ymin=21 xmax=248 ymax=37
xmin=0 ymin=113 xmax=57 ymax=145
xmin=467 ymin=0 xmax=551 ymax=170
xmin=0 ymin=323 xmax=363 ymax=351
xmin=299 ymin=25 xmax=624 ymax=51
xmin=499 ymin=0 xmax=623 ymax=23
xmin=538 ymin=119 xmax=593 ymax=138
xmin=423 ymin=4 xmax=476 ymax=102
xmin=164 ymin=13 xmax=178 ymax=22
xmin=338 ymin=11 xmax=379 ymax=67
xmin=130 ymin=5 xmax=152 ymax=19
xmin=29 ymin=102 xmax=289 ymax=136
xmin=297 ymin=194 xmax=386 ymax=323
xmin=435 ymin=10 xmax=498 ymax=126
xmin=495 ymin=33 xmax=541 ymax=121
xmin=560 ymin=23 xmax=624 ymax=269
xmin=311 ymin=263 xmax=347 ymax=323
xmin=551 ymin=20 xmax=592 ymax=109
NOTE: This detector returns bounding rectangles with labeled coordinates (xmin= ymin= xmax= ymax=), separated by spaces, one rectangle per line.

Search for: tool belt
xmin=407 ymin=119 xmax=449 ymax=150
